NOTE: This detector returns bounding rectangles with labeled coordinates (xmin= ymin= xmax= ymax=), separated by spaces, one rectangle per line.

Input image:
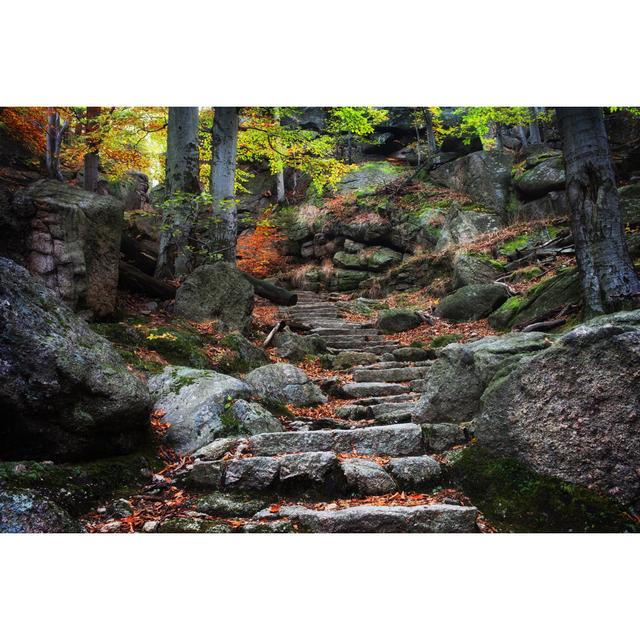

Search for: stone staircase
xmin=180 ymin=290 xmax=478 ymax=533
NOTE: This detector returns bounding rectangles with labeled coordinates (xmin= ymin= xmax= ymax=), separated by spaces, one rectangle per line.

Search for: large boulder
xmin=175 ymin=262 xmax=254 ymax=332
xmin=435 ymin=206 xmax=502 ymax=251
xmin=452 ymin=252 xmax=504 ymax=289
xmin=516 ymin=190 xmax=569 ymax=221
xmin=513 ymin=156 xmax=565 ymax=198
xmin=246 ymin=363 xmax=327 ymax=407
xmin=337 ymin=161 xmax=409 ymax=194
xmin=107 ymin=171 xmax=150 ymax=211
xmin=430 ymin=151 xmax=513 ymax=213
xmin=489 ymin=269 xmax=580 ymax=329
xmin=0 ymin=258 xmax=151 ymax=461
xmin=475 ymin=311 xmax=640 ymax=507
xmin=376 ymin=309 xmax=423 ymax=333
xmin=272 ymin=331 xmax=327 ymax=362
xmin=390 ymin=207 xmax=446 ymax=251
xmin=148 ymin=366 xmax=280 ymax=454
xmin=412 ymin=332 xmax=553 ymax=424
xmin=0 ymin=489 xmax=81 ymax=533
xmin=9 ymin=179 xmax=124 ymax=317
xmin=435 ymin=284 xmax=509 ymax=321
xmin=337 ymin=212 xmax=392 ymax=244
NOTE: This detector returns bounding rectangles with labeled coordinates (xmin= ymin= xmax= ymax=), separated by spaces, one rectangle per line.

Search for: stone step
xmin=352 ymin=392 xmax=420 ymax=406
xmin=370 ymin=401 xmax=416 ymax=418
xmin=332 ymin=344 xmax=400 ymax=355
xmin=309 ymin=327 xmax=380 ymax=336
xmin=342 ymin=382 xmax=409 ymax=398
xmin=352 ymin=366 xmax=429 ymax=383
xmin=373 ymin=408 xmax=414 ymax=424
xmin=225 ymin=423 xmax=423 ymax=457
xmin=253 ymin=503 xmax=478 ymax=533
xmin=322 ymin=335 xmax=389 ymax=345
xmin=187 ymin=451 xmax=443 ymax=498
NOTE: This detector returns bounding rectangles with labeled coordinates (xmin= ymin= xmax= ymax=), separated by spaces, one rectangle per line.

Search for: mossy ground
xmin=448 ymin=445 xmax=636 ymax=533
xmin=0 ymin=451 xmax=161 ymax=516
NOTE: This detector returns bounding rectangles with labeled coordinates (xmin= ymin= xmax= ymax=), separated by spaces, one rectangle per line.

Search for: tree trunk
xmin=274 ymin=107 xmax=286 ymax=203
xmin=516 ymin=125 xmax=528 ymax=150
xmin=210 ymin=107 xmax=240 ymax=262
xmin=423 ymin=108 xmax=437 ymax=154
xmin=241 ymin=272 xmax=298 ymax=306
xmin=156 ymin=107 xmax=201 ymax=279
xmin=119 ymin=262 xmax=177 ymax=299
xmin=529 ymin=107 xmax=542 ymax=145
xmin=83 ymin=107 xmax=101 ymax=192
xmin=493 ymin=123 xmax=504 ymax=152
xmin=557 ymin=107 xmax=640 ymax=315
xmin=46 ymin=110 xmax=68 ymax=181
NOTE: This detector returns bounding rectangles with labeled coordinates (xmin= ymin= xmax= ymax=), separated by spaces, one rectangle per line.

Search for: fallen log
xmin=241 ymin=272 xmax=298 ymax=306
xmin=120 ymin=233 xmax=157 ymax=276
xmin=118 ymin=261 xmax=176 ymax=299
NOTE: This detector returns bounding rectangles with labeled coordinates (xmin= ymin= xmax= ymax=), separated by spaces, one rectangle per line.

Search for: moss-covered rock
xmin=376 ymin=309 xmax=423 ymax=333
xmin=489 ymin=269 xmax=580 ymax=329
xmin=449 ymin=446 xmax=634 ymax=533
xmin=218 ymin=332 xmax=270 ymax=373
xmin=0 ymin=452 xmax=157 ymax=515
xmin=436 ymin=284 xmax=509 ymax=321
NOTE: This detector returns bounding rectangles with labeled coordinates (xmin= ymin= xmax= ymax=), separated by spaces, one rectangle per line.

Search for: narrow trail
xmin=87 ymin=290 xmax=485 ymax=533
xmin=174 ymin=291 xmax=482 ymax=533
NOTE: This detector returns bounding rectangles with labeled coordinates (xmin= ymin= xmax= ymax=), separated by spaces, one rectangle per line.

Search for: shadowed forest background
xmin=1 ymin=106 xmax=639 ymax=534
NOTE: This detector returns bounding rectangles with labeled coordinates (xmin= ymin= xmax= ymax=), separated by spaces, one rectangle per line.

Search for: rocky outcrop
xmin=147 ymin=366 xmax=279 ymax=454
xmin=435 ymin=284 xmax=509 ymax=321
xmin=412 ymin=332 xmax=553 ymax=423
xmin=430 ymin=151 xmax=513 ymax=213
xmin=175 ymin=262 xmax=254 ymax=332
xmin=0 ymin=258 xmax=151 ymax=461
xmin=452 ymin=252 xmax=504 ymax=288
xmin=246 ymin=363 xmax=327 ymax=407
xmin=475 ymin=311 xmax=640 ymax=507
xmin=376 ymin=309 xmax=423 ymax=333
xmin=8 ymin=179 xmax=124 ymax=317
xmin=513 ymin=155 xmax=565 ymax=198
xmin=0 ymin=489 xmax=81 ymax=533
xmin=489 ymin=269 xmax=580 ymax=329
xmin=435 ymin=206 xmax=502 ymax=251
xmin=149 ymin=367 xmax=282 ymax=454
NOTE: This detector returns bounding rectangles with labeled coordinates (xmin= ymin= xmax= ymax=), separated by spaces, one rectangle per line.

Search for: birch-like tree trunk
xmin=274 ymin=107 xmax=286 ymax=203
xmin=557 ymin=107 xmax=640 ymax=316
xmin=155 ymin=107 xmax=201 ymax=278
xmin=209 ymin=107 xmax=239 ymax=263
xmin=423 ymin=108 xmax=437 ymax=154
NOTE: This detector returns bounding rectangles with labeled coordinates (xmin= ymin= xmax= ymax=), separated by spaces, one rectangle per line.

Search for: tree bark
xmin=274 ymin=107 xmax=286 ymax=203
xmin=529 ymin=107 xmax=542 ymax=145
xmin=156 ymin=107 xmax=201 ymax=279
xmin=83 ymin=107 xmax=101 ymax=192
xmin=423 ymin=108 xmax=437 ymax=155
xmin=46 ymin=110 xmax=68 ymax=181
xmin=557 ymin=107 xmax=640 ymax=315
xmin=209 ymin=107 xmax=240 ymax=262
xmin=516 ymin=125 xmax=528 ymax=150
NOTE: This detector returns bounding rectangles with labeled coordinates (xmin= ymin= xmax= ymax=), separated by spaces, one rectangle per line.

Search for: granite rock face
xmin=0 ymin=258 xmax=151 ymax=461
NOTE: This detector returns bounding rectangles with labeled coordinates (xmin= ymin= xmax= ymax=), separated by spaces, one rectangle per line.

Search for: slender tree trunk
xmin=414 ymin=115 xmax=422 ymax=167
xmin=423 ymin=108 xmax=437 ymax=154
xmin=529 ymin=107 xmax=542 ymax=145
xmin=46 ymin=110 xmax=68 ymax=181
xmin=557 ymin=107 xmax=640 ymax=316
xmin=210 ymin=107 xmax=240 ymax=263
xmin=83 ymin=106 xmax=101 ymax=192
xmin=492 ymin=123 xmax=504 ymax=152
xmin=156 ymin=107 xmax=201 ymax=278
xmin=274 ymin=107 xmax=286 ymax=203
xmin=516 ymin=125 xmax=528 ymax=150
